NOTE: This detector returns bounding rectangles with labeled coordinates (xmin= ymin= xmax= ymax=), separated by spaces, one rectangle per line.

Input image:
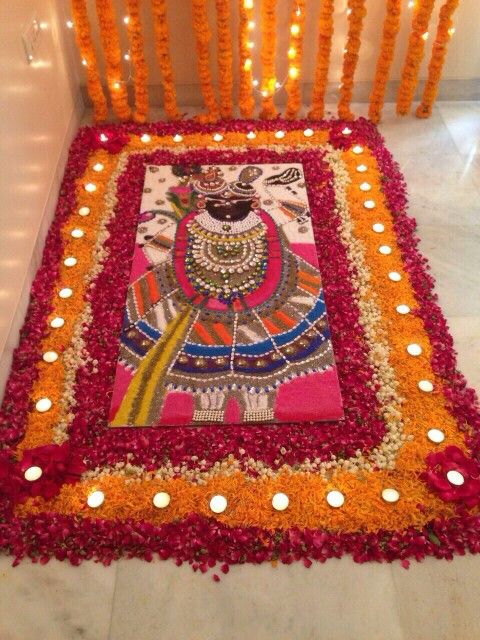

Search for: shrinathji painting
xmin=109 ymin=163 xmax=343 ymax=427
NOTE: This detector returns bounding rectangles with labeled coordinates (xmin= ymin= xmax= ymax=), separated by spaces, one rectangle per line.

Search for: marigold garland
xmin=125 ymin=0 xmax=149 ymax=123
xmin=259 ymin=0 xmax=277 ymax=120
xmin=215 ymin=0 xmax=234 ymax=119
xmin=70 ymin=0 xmax=108 ymax=123
xmin=284 ymin=0 xmax=306 ymax=120
xmin=338 ymin=0 xmax=367 ymax=120
xmin=308 ymin=0 xmax=334 ymax=120
xmin=396 ymin=0 xmax=436 ymax=116
xmin=94 ymin=0 xmax=131 ymax=121
xmin=368 ymin=0 xmax=402 ymax=124
xmin=238 ymin=0 xmax=255 ymax=118
xmin=415 ymin=0 xmax=460 ymax=119
xmin=191 ymin=0 xmax=220 ymax=123
xmin=150 ymin=0 xmax=180 ymax=120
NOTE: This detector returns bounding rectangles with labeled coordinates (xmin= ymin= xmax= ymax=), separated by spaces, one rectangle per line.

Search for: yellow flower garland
xmin=215 ymin=0 xmax=234 ymax=119
xmin=338 ymin=0 xmax=367 ymax=120
xmin=191 ymin=0 xmax=220 ymax=123
xmin=238 ymin=0 xmax=255 ymax=118
xmin=368 ymin=0 xmax=402 ymax=124
xmin=94 ymin=0 xmax=131 ymax=121
xmin=71 ymin=0 xmax=108 ymax=123
xmin=416 ymin=0 xmax=460 ymax=119
xmin=259 ymin=0 xmax=277 ymax=120
xmin=396 ymin=0 xmax=436 ymax=116
xmin=150 ymin=0 xmax=180 ymax=121
xmin=308 ymin=0 xmax=334 ymax=120
xmin=284 ymin=0 xmax=306 ymax=120
xmin=125 ymin=0 xmax=149 ymax=123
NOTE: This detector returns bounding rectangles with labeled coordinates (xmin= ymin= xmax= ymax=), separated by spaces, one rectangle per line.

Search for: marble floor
xmin=1 ymin=101 xmax=479 ymax=640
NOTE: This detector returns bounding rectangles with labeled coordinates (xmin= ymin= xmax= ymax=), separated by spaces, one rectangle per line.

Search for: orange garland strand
xmin=259 ymin=0 xmax=277 ymax=120
xmin=125 ymin=0 xmax=149 ymax=123
xmin=416 ymin=0 xmax=460 ymax=119
xmin=215 ymin=0 xmax=234 ymax=119
xmin=338 ymin=0 xmax=367 ymax=120
xmin=396 ymin=0 xmax=436 ymax=115
xmin=368 ymin=0 xmax=402 ymax=123
xmin=284 ymin=0 xmax=306 ymax=120
xmin=238 ymin=0 xmax=255 ymax=118
xmin=150 ymin=0 xmax=180 ymax=120
xmin=70 ymin=0 xmax=108 ymax=123
xmin=308 ymin=0 xmax=334 ymax=120
xmin=94 ymin=0 xmax=131 ymax=121
xmin=191 ymin=0 xmax=220 ymax=123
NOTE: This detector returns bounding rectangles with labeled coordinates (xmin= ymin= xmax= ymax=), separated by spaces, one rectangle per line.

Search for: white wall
xmin=0 ymin=0 xmax=84 ymax=400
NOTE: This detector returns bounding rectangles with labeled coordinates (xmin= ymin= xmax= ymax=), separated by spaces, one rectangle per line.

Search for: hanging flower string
xmin=150 ymin=0 xmax=180 ymax=121
xmin=70 ymin=0 xmax=108 ymax=122
xmin=368 ymin=0 xmax=402 ymax=124
xmin=308 ymin=0 xmax=334 ymax=120
xmin=191 ymin=0 xmax=220 ymax=123
xmin=124 ymin=0 xmax=149 ymax=123
xmin=259 ymin=0 xmax=277 ymax=119
xmin=284 ymin=0 xmax=306 ymax=120
xmin=94 ymin=0 xmax=131 ymax=121
xmin=415 ymin=0 xmax=460 ymax=119
xmin=396 ymin=0 xmax=436 ymax=115
xmin=238 ymin=0 xmax=255 ymax=118
xmin=215 ymin=0 xmax=234 ymax=119
xmin=338 ymin=0 xmax=367 ymax=120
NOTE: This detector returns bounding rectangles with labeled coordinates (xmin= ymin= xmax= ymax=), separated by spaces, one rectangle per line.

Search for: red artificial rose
xmin=88 ymin=127 xmax=130 ymax=154
xmin=18 ymin=443 xmax=86 ymax=500
xmin=421 ymin=446 xmax=480 ymax=509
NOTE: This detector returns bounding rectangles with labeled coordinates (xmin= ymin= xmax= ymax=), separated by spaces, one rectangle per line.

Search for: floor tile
xmin=392 ymin=555 xmax=480 ymax=640
xmin=0 ymin=557 xmax=116 ymax=640
xmin=109 ymin=558 xmax=403 ymax=640
xmin=445 ymin=316 xmax=480 ymax=392
xmin=437 ymin=102 xmax=480 ymax=158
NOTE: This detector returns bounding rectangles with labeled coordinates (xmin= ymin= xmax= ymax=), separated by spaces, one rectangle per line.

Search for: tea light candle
xmin=272 ymin=492 xmax=289 ymax=511
xmin=213 ymin=133 xmax=224 ymax=142
xmin=87 ymin=490 xmax=105 ymax=508
xmin=64 ymin=257 xmax=77 ymax=267
xmin=43 ymin=351 xmax=58 ymax=363
xmin=446 ymin=470 xmax=464 ymax=486
xmin=275 ymin=130 xmax=285 ymax=139
xmin=71 ymin=228 xmax=84 ymax=238
xmin=78 ymin=207 xmax=90 ymax=216
xmin=352 ymin=145 xmax=363 ymax=154
xmin=342 ymin=127 xmax=352 ymax=135
xmin=372 ymin=223 xmax=385 ymax=233
xmin=50 ymin=316 xmax=65 ymax=328
xmin=364 ymin=200 xmax=376 ymax=209
xmin=356 ymin=164 xmax=367 ymax=172
xmin=396 ymin=304 xmax=410 ymax=315
xmin=153 ymin=492 xmax=171 ymax=508
xmin=407 ymin=343 xmax=422 ymax=356
xmin=99 ymin=133 xmax=109 ymax=142
xmin=382 ymin=488 xmax=400 ymax=503
xmin=427 ymin=428 xmax=445 ymax=444
xmin=93 ymin=163 xmax=104 ymax=172
xmin=173 ymin=134 xmax=183 ymax=143
xmin=140 ymin=133 xmax=151 ymax=143
xmin=303 ymin=128 xmax=314 ymax=137
xmin=84 ymin=182 xmax=96 ymax=192
xmin=24 ymin=466 xmax=43 ymax=481
xmin=326 ymin=490 xmax=344 ymax=508
xmin=210 ymin=495 xmax=227 ymax=513
xmin=246 ymin=131 xmax=257 ymax=140
xmin=418 ymin=380 xmax=434 ymax=393
xmin=388 ymin=271 xmax=402 ymax=282
xmin=378 ymin=245 xmax=392 ymax=255
xmin=35 ymin=397 xmax=52 ymax=412
xmin=59 ymin=287 xmax=73 ymax=298
xmin=359 ymin=182 xmax=371 ymax=191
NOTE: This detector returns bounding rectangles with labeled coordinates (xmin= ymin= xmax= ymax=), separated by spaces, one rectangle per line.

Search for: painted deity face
xmin=204 ymin=195 xmax=254 ymax=222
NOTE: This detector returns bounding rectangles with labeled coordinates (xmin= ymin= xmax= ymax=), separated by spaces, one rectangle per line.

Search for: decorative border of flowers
xmin=1 ymin=118 xmax=479 ymax=574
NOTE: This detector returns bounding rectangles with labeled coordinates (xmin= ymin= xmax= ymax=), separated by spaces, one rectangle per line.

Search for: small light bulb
xmin=275 ymin=81 xmax=281 ymax=89
xmin=81 ymin=58 xmax=87 ymax=66
xmin=347 ymin=8 xmax=352 ymax=16
xmin=252 ymin=78 xmax=259 ymax=87
xmin=123 ymin=15 xmax=130 ymax=24
xmin=408 ymin=0 xmax=415 ymax=8
xmin=288 ymin=67 xmax=299 ymax=80
xmin=28 ymin=54 xmax=34 ymax=62
xmin=247 ymin=20 xmax=255 ymax=30
xmin=244 ymin=58 xmax=252 ymax=71
xmin=448 ymin=27 xmax=455 ymax=37
xmin=112 ymin=81 xmax=121 ymax=90
xmin=66 ymin=20 xmax=74 ymax=29
xmin=295 ymin=7 xmax=301 ymax=16
xmin=244 ymin=0 xmax=254 ymax=9
xmin=287 ymin=46 xmax=296 ymax=60
xmin=261 ymin=90 xmax=268 ymax=97
xmin=124 ymin=53 xmax=130 ymax=61
xmin=421 ymin=31 xmax=429 ymax=41
xmin=290 ymin=23 xmax=300 ymax=36
xmin=247 ymin=41 xmax=254 ymax=49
